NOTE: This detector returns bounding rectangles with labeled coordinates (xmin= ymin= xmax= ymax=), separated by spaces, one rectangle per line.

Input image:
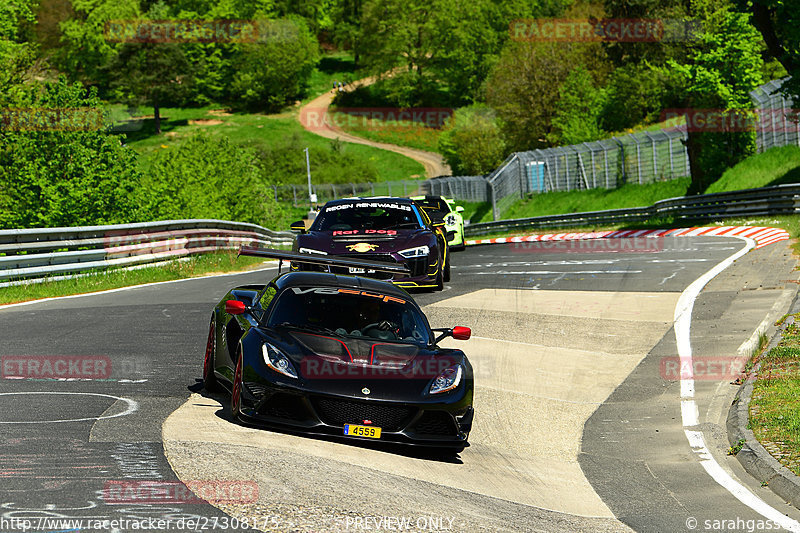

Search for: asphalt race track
xmin=1 ymin=235 xmax=800 ymax=532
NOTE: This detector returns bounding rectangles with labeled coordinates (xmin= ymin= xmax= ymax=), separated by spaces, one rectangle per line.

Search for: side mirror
xmin=432 ymin=326 xmax=471 ymax=343
xmin=225 ymin=300 xmax=247 ymax=315
xmin=456 ymin=206 xmax=464 ymax=213
xmin=290 ymin=220 xmax=307 ymax=233
xmin=452 ymin=326 xmax=471 ymax=340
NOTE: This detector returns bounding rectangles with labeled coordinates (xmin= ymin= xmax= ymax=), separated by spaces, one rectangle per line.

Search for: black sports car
xmin=203 ymin=249 xmax=474 ymax=453
xmin=290 ymin=197 xmax=452 ymax=290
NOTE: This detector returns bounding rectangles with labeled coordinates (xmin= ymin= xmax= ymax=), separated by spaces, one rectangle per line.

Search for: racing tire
xmin=203 ymin=318 xmax=221 ymax=392
xmin=433 ymin=251 xmax=444 ymax=291
xmin=443 ymin=252 xmax=451 ymax=282
xmin=231 ymin=350 xmax=244 ymax=422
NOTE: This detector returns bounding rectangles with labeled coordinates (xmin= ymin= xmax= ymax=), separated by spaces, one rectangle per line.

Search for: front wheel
xmin=433 ymin=251 xmax=444 ymax=291
xmin=202 ymin=318 xmax=221 ymax=392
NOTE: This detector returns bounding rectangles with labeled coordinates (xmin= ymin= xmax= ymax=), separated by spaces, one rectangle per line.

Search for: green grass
xmin=477 ymin=178 xmax=692 ymax=224
xmin=750 ymin=316 xmax=800 ymax=476
xmin=304 ymin=52 xmax=357 ymax=103
xmin=0 ymin=251 xmax=272 ymax=306
xmin=704 ymin=145 xmax=800 ymax=194
xmin=329 ymin=110 xmax=444 ymax=152
xmin=112 ymin=105 xmax=425 ymax=182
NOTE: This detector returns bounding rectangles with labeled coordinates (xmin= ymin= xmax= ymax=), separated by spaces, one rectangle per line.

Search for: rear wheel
xmin=443 ymin=251 xmax=451 ymax=282
xmin=231 ymin=350 xmax=243 ymax=422
xmin=202 ymin=318 xmax=221 ymax=392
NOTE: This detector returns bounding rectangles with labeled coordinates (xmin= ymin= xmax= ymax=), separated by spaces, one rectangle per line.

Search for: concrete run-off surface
xmin=162 ymin=288 xmax=680 ymax=531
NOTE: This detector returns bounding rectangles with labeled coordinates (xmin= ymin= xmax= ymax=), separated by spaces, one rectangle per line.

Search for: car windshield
xmin=313 ymin=201 xmax=420 ymax=232
xmin=415 ymin=198 xmax=450 ymax=213
xmin=267 ymin=287 xmax=431 ymax=344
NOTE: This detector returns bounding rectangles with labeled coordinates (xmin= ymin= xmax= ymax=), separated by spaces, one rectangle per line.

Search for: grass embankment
xmin=113 ymin=106 xmax=425 ymax=182
xmin=749 ymin=315 xmax=800 ymax=476
xmin=464 ymin=145 xmax=800 ymax=225
xmin=0 ymin=251 xmax=271 ymax=306
xmin=329 ymin=110 xmax=444 ymax=153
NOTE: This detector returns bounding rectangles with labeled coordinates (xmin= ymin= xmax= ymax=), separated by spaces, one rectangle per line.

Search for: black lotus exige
xmin=203 ymin=249 xmax=474 ymax=453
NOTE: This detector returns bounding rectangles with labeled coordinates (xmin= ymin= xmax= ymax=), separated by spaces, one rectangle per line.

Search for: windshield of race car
xmin=415 ymin=198 xmax=450 ymax=213
xmin=267 ymin=287 xmax=431 ymax=344
xmin=313 ymin=201 xmax=422 ymax=232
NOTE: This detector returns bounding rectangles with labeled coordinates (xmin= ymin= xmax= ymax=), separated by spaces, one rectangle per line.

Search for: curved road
xmin=298 ymin=79 xmax=451 ymax=178
xmin=0 ymin=237 xmax=798 ymax=532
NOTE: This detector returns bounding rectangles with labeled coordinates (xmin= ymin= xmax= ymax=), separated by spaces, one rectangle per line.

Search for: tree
xmin=670 ymin=3 xmax=764 ymax=193
xmin=438 ymin=105 xmax=507 ymax=175
xmin=56 ymin=0 xmax=141 ymax=85
xmin=0 ymin=0 xmax=41 ymax=105
xmin=550 ymin=66 xmax=606 ymax=145
xmin=0 ymin=78 xmax=145 ymax=229
xmin=228 ymin=17 xmax=318 ymax=110
xmin=143 ymin=134 xmax=286 ymax=229
xmin=485 ymin=41 xmax=575 ymax=151
xmin=735 ymin=0 xmax=800 ymax=102
xmin=107 ymin=42 xmax=195 ymax=134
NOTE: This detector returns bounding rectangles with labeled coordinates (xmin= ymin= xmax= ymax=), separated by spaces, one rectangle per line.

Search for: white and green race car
xmin=410 ymin=195 xmax=466 ymax=251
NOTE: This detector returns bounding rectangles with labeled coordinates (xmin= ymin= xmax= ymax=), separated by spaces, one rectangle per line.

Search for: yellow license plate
xmin=344 ymin=424 xmax=382 ymax=439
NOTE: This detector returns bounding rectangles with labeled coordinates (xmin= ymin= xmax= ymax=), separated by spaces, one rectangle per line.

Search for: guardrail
xmin=465 ymin=184 xmax=800 ymax=236
xmin=0 ymin=219 xmax=295 ymax=287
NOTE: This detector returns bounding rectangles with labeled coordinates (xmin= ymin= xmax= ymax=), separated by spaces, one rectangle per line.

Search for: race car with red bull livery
xmin=289 ymin=198 xmax=452 ymax=291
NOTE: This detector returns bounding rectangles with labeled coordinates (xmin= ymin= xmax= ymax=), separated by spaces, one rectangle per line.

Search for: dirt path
xmin=298 ymin=77 xmax=451 ymax=178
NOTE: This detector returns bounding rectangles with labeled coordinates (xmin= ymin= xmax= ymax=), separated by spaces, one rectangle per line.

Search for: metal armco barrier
xmin=465 ymin=184 xmax=800 ymax=236
xmin=0 ymin=219 xmax=295 ymax=285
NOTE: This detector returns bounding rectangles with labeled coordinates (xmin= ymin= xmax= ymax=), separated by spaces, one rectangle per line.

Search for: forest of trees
xmin=0 ymin=0 xmax=797 ymax=228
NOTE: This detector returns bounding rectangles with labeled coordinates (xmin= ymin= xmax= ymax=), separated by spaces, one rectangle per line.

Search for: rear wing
xmin=238 ymin=247 xmax=410 ymax=274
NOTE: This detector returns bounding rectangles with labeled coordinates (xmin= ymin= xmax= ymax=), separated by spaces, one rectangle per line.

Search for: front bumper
xmin=296 ymin=252 xmax=440 ymax=288
xmin=238 ymin=381 xmax=472 ymax=448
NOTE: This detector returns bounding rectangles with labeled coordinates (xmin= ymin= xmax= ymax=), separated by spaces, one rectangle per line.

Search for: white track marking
xmin=674 ymin=236 xmax=800 ymax=531
xmin=0 ymin=392 xmax=138 ymax=424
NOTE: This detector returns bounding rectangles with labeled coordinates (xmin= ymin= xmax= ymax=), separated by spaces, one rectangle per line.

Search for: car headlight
xmin=429 ymin=365 xmax=462 ymax=394
xmin=298 ymin=247 xmax=327 ymax=255
xmin=399 ymin=245 xmax=430 ymax=258
xmin=445 ymin=214 xmax=457 ymax=226
xmin=262 ymin=343 xmax=298 ymax=379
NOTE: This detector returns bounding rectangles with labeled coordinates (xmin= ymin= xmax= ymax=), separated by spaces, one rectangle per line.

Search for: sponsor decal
xmin=346 ymin=243 xmax=380 ymax=253
xmin=332 ymin=229 xmax=398 ymax=236
xmin=290 ymin=287 xmax=406 ymax=304
xmin=325 ymin=202 xmax=412 ymax=212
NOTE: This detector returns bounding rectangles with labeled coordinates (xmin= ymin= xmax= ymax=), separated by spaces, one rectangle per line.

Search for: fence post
xmin=274 ymin=186 xmax=278 ymax=203
xmin=388 ymin=182 xmax=392 ymax=196
xmin=490 ymin=181 xmax=498 ymax=221
xmin=292 ymin=185 xmax=297 ymax=206
xmin=351 ymin=183 xmax=356 ymax=196
xmin=403 ymin=181 xmax=408 ymax=196
xmin=371 ymin=183 xmax=375 ymax=196
xmin=668 ymin=138 xmax=674 ymax=176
